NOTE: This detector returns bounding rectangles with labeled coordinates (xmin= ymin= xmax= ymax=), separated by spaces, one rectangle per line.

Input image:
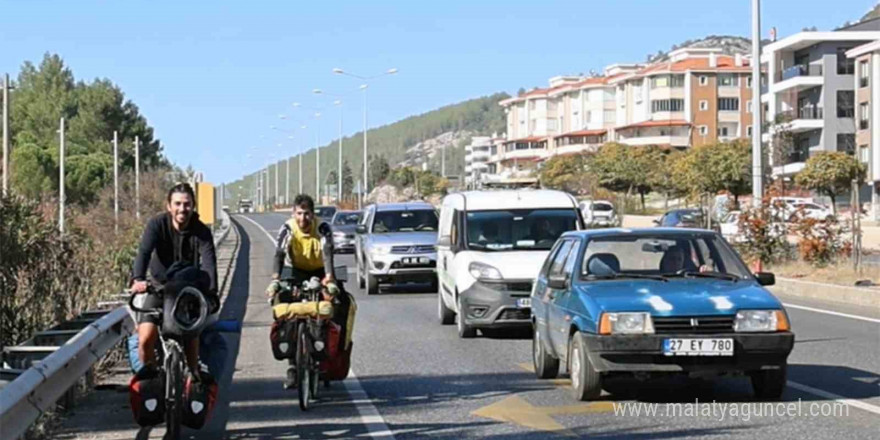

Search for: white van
xmin=436 ymin=190 xmax=584 ymax=338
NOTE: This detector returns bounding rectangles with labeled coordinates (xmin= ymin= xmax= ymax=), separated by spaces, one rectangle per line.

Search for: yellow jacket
xmin=285 ymin=218 xmax=325 ymax=272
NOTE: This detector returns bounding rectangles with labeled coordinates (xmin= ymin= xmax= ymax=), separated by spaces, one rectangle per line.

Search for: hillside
xmin=226 ymin=92 xmax=509 ymax=204
xmin=646 ymin=35 xmax=751 ymax=63
xmin=861 ymin=2 xmax=880 ymax=21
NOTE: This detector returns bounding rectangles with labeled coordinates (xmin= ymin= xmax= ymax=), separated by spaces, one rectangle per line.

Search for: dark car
xmin=315 ymin=205 xmax=338 ymax=224
xmin=655 ymin=209 xmax=705 ymax=228
xmin=531 ymin=228 xmax=793 ymax=401
xmin=330 ymin=210 xmax=362 ymax=253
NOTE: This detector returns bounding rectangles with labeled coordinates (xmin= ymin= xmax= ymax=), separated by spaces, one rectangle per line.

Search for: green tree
xmin=341 ymin=160 xmax=354 ymax=198
xmin=368 ymin=154 xmax=390 ymax=188
xmin=589 ymin=143 xmax=657 ymax=210
xmin=539 ymin=153 xmax=590 ymax=194
xmin=795 ymin=152 xmax=866 ymax=213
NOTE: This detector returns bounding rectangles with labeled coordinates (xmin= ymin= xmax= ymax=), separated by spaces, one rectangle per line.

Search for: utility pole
xmin=274 ymin=160 xmax=279 ymax=207
xmin=751 ymin=0 xmax=764 ymax=206
xmin=363 ymin=85 xmax=369 ymax=198
xmin=286 ymin=156 xmax=290 ymax=206
xmin=113 ymin=131 xmax=119 ymax=233
xmin=134 ymin=136 xmax=140 ymax=219
xmin=338 ymin=103 xmax=343 ymax=203
xmin=59 ymin=118 xmax=66 ymax=234
xmin=441 ymin=144 xmax=446 ymax=177
xmin=2 ymin=73 xmax=12 ymax=197
xmin=315 ymin=113 xmax=321 ymax=202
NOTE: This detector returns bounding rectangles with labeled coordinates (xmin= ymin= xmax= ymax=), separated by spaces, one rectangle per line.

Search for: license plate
xmin=402 ymin=257 xmax=428 ymax=265
xmin=516 ymin=298 xmax=531 ymax=308
xmin=662 ymin=338 xmax=733 ymax=356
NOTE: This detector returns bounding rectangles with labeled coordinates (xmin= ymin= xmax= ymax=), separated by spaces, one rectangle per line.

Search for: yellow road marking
xmin=471 ymin=395 xmax=614 ymax=436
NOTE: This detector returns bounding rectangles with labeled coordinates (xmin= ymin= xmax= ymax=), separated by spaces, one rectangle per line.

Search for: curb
xmin=769 ymin=277 xmax=880 ymax=309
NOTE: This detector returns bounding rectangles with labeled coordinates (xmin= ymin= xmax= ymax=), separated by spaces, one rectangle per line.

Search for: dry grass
xmin=767 ymin=259 xmax=880 ymax=286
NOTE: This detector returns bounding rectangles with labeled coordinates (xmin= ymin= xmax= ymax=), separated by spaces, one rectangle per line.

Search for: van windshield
xmin=465 ymin=209 xmax=579 ymax=251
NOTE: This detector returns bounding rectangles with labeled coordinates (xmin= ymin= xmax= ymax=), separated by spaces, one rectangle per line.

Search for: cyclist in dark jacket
xmin=130 ymin=183 xmax=218 ymax=376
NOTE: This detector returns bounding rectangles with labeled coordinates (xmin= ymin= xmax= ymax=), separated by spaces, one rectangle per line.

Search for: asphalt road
xmin=210 ymin=212 xmax=879 ymax=440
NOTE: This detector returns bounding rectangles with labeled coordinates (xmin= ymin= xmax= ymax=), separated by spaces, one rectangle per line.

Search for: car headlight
xmin=734 ymin=310 xmax=789 ymax=332
xmin=469 ymin=261 xmax=503 ymax=281
xmin=371 ymin=245 xmax=392 ymax=255
xmin=599 ymin=312 xmax=654 ymax=335
xmin=333 ymin=231 xmax=347 ymax=239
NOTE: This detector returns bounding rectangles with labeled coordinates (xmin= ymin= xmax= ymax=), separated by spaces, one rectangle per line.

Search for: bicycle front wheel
xmin=297 ymin=321 xmax=312 ymax=411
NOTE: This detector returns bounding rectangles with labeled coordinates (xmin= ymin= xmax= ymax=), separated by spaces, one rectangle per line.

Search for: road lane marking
xmin=782 ymin=303 xmax=880 ymax=324
xmin=234 ymin=214 xmax=396 ymax=439
xmin=787 ymin=381 xmax=880 ymax=416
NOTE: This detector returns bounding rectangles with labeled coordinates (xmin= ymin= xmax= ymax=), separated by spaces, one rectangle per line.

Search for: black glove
xmin=207 ymin=294 xmax=220 ymax=314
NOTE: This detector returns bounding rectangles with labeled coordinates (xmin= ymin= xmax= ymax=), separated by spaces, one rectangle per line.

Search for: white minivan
xmin=436 ymin=190 xmax=584 ymax=338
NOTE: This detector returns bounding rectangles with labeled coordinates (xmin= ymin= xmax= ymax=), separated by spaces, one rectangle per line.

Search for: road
xmin=55 ymin=212 xmax=880 ymax=439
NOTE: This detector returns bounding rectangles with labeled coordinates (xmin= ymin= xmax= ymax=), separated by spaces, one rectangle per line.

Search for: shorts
xmin=136 ymin=293 xmax=164 ymax=325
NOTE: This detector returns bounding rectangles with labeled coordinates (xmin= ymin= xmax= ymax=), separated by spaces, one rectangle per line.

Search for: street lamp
xmin=332 ymin=67 xmax=398 ymax=203
xmin=315 ymin=88 xmax=347 ymax=203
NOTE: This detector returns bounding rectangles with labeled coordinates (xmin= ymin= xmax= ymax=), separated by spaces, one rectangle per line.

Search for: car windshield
xmin=373 ymin=210 xmax=438 ymax=233
xmin=591 ymin=203 xmax=613 ymax=212
xmin=333 ymin=212 xmax=361 ymax=225
xmin=466 ymin=209 xmax=579 ymax=251
xmin=315 ymin=207 xmax=337 ymax=218
xmin=580 ymin=233 xmax=751 ymax=280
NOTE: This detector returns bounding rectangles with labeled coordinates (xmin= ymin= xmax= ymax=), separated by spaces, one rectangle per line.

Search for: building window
xmin=837 ymin=133 xmax=855 ymax=153
xmin=699 ymin=100 xmax=709 ymax=111
xmin=547 ymin=119 xmax=557 ymax=131
xmin=837 ymin=48 xmax=855 ymax=75
xmin=529 ymin=100 xmax=536 ymax=110
xmin=838 ymin=91 xmax=854 ymax=118
xmin=860 ymin=145 xmax=870 ymax=163
xmin=671 ymin=75 xmax=685 ymax=88
xmin=718 ymin=98 xmax=740 ymax=111
xmin=699 ymin=125 xmax=709 ymax=136
xmin=699 ymin=75 xmax=708 ymax=86
xmin=651 ymin=99 xmax=684 ymax=112
xmin=718 ymin=127 xmax=730 ymax=137
xmin=651 ymin=76 xmax=669 ymax=88
xmin=747 ymin=76 xmax=753 ymax=88
xmin=585 ymin=110 xmax=592 ymax=124
xmin=634 ymin=80 xmax=644 ymax=102
xmin=860 ymin=61 xmax=870 ymax=88
xmin=747 ymin=100 xmax=753 ymax=113
xmin=747 ymin=126 xmax=753 ymax=137
xmin=718 ymin=74 xmax=738 ymax=87
xmin=860 ymin=102 xmax=870 ymax=129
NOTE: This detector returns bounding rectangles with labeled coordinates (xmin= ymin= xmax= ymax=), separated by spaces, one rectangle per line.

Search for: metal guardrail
xmin=0 ymin=211 xmax=232 ymax=440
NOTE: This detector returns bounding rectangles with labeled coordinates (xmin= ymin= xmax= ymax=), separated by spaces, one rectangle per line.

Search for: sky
xmin=2 ymin=0 xmax=876 ymax=184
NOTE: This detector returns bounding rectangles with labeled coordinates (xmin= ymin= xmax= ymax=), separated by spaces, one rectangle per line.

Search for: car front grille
xmin=390 ymin=245 xmax=436 ymax=254
xmin=499 ymin=309 xmax=530 ymax=320
xmin=652 ymin=315 xmax=735 ymax=334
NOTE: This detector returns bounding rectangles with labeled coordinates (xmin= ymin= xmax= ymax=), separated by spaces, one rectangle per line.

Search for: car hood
xmin=333 ymin=224 xmax=358 ymax=235
xmin=468 ymin=250 xmax=549 ymax=280
xmin=367 ymin=231 xmax=437 ymax=246
xmin=576 ymin=279 xmax=782 ymax=316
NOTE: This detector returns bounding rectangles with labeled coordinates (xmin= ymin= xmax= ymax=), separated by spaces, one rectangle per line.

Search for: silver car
xmin=355 ymin=202 xmax=439 ymax=295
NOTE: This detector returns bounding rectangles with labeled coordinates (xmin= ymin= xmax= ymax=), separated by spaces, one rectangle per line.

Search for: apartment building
xmin=760 ymin=30 xmax=880 ymax=177
xmin=464 ymin=136 xmax=493 ymax=188
xmin=848 ymin=39 xmax=880 ymax=218
xmin=612 ymin=48 xmax=753 ymax=148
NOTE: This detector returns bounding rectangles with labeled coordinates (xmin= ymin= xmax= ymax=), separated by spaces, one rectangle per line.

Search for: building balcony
xmin=776 ymin=107 xmax=824 ymax=133
xmin=619 ymin=135 xmax=690 ymax=147
xmin=771 ymin=64 xmax=823 ymax=94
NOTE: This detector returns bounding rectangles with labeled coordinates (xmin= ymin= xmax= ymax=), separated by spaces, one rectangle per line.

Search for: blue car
xmin=531 ymin=228 xmax=794 ymax=401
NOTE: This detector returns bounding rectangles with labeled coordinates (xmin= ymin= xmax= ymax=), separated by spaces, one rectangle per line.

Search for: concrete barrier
xmin=769 ymin=277 xmax=880 ymax=309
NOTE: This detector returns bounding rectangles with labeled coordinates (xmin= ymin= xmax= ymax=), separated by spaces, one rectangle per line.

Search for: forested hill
xmin=226 ymin=92 xmax=510 ymax=203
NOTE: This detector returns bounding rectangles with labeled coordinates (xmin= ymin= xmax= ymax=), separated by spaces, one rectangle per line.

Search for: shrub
xmin=789 ymin=209 xmax=851 ymax=267
xmin=734 ymin=199 xmax=793 ymax=265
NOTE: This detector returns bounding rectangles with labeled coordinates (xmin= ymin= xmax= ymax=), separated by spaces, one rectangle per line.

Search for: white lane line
xmin=787 ymin=381 xmax=880 ymax=416
xmin=234 ymin=214 xmax=396 ymax=439
xmin=782 ymin=303 xmax=880 ymax=324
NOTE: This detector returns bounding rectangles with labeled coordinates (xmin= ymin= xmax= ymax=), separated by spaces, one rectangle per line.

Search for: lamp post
xmin=332 ymin=67 xmax=398 ymax=200
xmin=315 ymin=89 xmax=347 ymax=203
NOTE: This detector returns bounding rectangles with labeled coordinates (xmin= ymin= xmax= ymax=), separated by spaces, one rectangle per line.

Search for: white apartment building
xmin=464 ymin=136 xmax=493 ymax=188
xmin=760 ymin=30 xmax=880 ymax=177
xmin=848 ymin=39 xmax=880 ymax=219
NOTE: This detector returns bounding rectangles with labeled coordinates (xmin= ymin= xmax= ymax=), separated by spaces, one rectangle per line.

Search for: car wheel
xmin=533 ymin=326 xmax=559 ymax=379
xmin=570 ymin=332 xmax=601 ymax=401
xmin=456 ymin=295 xmax=476 ymax=338
xmin=438 ymin=289 xmax=455 ymax=325
xmin=366 ymin=272 xmax=379 ymax=296
xmin=750 ymin=363 xmax=787 ymax=400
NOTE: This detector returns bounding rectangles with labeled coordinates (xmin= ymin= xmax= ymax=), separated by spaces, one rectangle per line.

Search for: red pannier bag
xmin=320 ymin=322 xmax=351 ymax=381
xmin=129 ymin=373 xmax=165 ymax=427
xmin=182 ymin=374 xmax=218 ymax=429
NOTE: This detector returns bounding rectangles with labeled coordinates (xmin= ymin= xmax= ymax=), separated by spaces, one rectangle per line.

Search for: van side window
xmin=450 ymin=210 xmax=459 ymax=247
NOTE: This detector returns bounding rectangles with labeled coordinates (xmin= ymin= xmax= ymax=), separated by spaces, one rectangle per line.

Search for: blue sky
xmin=2 ymin=0 xmax=875 ymax=184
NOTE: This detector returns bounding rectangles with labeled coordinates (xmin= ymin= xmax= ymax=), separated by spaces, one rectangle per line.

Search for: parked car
xmin=315 ymin=205 xmax=338 ymax=224
xmin=579 ymin=200 xmax=619 ymax=228
xmin=655 ymin=208 xmax=706 ymax=229
xmin=355 ymin=202 xmax=439 ymax=295
xmin=786 ymin=202 xmax=833 ymax=221
xmin=330 ymin=210 xmax=362 ymax=253
xmin=437 ymin=190 xmax=584 ymax=338
xmin=719 ymin=211 xmax=743 ymax=243
xmin=531 ymin=228 xmax=793 ymax=401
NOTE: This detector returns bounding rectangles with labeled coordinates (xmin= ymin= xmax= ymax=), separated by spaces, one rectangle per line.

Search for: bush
xmin=790 ymin=210 xmax=851 ymax=267
xmin=734 ymin=199 xmax=793 ymax=265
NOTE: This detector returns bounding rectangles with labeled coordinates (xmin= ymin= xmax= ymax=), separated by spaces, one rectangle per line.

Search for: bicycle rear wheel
xmin=164 ymin=347 xmax=184 ymax=440
xmin=297 ymin=321 xmax=311 ymax=411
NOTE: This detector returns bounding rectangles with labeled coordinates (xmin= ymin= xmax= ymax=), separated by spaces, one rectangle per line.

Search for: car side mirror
xmin=548 ymin=273 xmax=568 ymax=290
xmin=356 ymin=225 xmax=367 ymax=234
xmin=755 ymin=272 xmax=775 ymax=286
xmin=438 ymin=235 xmax=452 ymax=247
xmin=653 ymin=219 xmax=661 ymax=226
